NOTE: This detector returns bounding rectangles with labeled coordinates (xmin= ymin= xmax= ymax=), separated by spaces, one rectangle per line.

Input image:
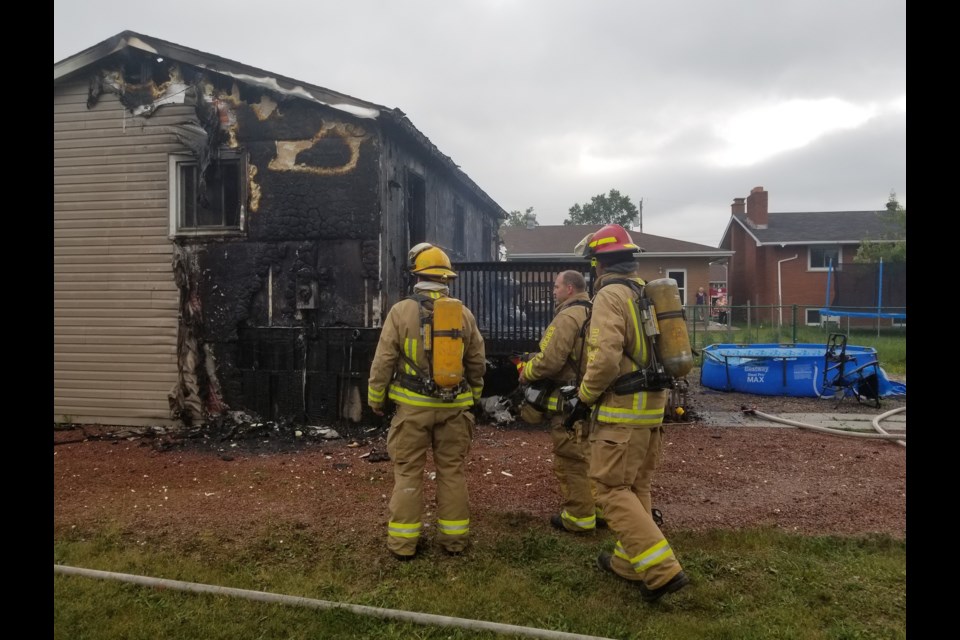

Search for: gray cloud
xmin=55 ymin=0 xmax=905 ymax=246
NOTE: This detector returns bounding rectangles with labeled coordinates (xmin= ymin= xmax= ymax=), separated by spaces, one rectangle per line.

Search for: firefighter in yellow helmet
xmin=367 ymin=243 xmax=486 ymax=559
xmin=517 ymin=269 xmax=604 ymax=533
xmin=566 ymin=223 xmax=690 ymax=602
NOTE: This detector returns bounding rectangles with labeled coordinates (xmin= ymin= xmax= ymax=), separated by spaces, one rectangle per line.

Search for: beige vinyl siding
xmin=54 ymin=78 xmax=189 ymax=427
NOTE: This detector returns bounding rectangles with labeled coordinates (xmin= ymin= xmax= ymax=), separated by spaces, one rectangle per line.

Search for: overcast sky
xmin=54 ymin=0 xmax=905 ymax=247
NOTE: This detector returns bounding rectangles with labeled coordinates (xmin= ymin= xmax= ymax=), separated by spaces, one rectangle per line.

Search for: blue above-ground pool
xmin=699 ymin=343 xmax=905 ymax=398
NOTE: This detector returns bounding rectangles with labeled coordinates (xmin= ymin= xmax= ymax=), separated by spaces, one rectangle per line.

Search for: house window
xmin=169 ymin=152 xmax=245 ymax=235
xmin=666 ymin=270 xmax=686 ymax=304
xmin=806 ymin=308 xmax=840 ymax=327
xmin=891 ymin=316 xmax=906 ymax=327
xmin=808 ymin=245 xmax=840 ymax=271
xmin=453 ymin=201 xmax=465 ymax=255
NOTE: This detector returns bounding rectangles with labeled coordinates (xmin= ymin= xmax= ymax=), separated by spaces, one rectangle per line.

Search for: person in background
xmin=695 ymin=287 xmax=707 ymax=323
xmin=367 ymin=243 xmax=486 ymax=560
xmin=518 ymin=270 xmax=603 ymax=533
xmin=716 ymin=293 xmax=728 ymax=325
xmin=566 ymin=223 xmax=690 ymax=603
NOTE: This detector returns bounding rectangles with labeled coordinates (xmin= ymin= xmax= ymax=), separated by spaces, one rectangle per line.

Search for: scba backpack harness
xmin=603 ymin=277 xmax=693 ymax=394
xmin=396 ymin=293 xmax=468 ymax=402
xmin=522 ymin=299 xmax=593 ymax=414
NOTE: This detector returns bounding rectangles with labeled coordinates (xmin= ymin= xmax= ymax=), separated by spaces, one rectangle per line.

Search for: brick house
xmin=499 ymin=224 xmax=732 ymax=307
xmin=718 ymin=186 xmax=905 ymax=327
xmin=54 ymin=31 xmax=506 ymax=428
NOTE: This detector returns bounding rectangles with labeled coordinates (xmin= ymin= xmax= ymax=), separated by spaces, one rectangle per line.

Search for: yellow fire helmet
xmin=409 ymin=243 xmax=457 ymax=280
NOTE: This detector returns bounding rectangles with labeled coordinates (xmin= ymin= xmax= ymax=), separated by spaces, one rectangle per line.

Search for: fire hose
xmin=55 ymin=564 xmax=617 ymax=640
xmin=740 ymin=406 xmax=906 ymax=442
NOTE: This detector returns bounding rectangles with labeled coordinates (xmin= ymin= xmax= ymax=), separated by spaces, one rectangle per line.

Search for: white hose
xmin=54 ymin=564 xmax=616 ymax=640
xmin=741 ymin=407 xmax=906 ymax=441
xmin=872 ymin=407 xmax=906 ymax=447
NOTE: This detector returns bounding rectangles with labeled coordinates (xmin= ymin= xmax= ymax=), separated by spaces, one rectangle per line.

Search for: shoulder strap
xmin=563 ymin=299 xmax=593 ymax=385
xmin=399 ymin=294 xmax=433 ymax=381
xmin=598 ymin=277 xmax=645 ymax=370
xmin=602 ymin=277 xmax=644 ymax=298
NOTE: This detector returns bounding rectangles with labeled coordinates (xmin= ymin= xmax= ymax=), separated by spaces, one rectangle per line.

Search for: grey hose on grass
xmin=54 ymin=564 xmax=616 ymax=640
xmin=741 ymin=407 xmax=906 ymax=441
xmin=871 ymin=407 xmax=907 ymax=447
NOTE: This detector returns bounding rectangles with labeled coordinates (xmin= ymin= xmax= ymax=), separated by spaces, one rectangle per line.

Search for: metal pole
xmin=792 ymin=304 xmax=798 ymax=344
xmin=877 ymin=258 xmax=884 ymax=338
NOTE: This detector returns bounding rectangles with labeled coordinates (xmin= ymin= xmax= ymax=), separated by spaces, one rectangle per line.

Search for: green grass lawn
xmin=55 ymin=522 xmax=906 ymax=639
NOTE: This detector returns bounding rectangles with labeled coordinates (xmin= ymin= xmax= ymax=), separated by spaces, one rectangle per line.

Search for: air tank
xmin=644 ymin=278 xmax=694 ymax=379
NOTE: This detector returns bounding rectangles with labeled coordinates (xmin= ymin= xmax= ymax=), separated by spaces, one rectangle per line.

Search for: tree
xmin=505 ymin=206 xmax=538 ymax=228
xmin=563 ymin=189 xmax=639 ymax=227
xmin=854 ymin=191 xmax=906 ymax=263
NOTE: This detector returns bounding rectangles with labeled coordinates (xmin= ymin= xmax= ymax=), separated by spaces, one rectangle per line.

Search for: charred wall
xmin=187 ymin=92 xmax=382 ymax=424
xmin=76 ymin=49 xmax=503 ymax=428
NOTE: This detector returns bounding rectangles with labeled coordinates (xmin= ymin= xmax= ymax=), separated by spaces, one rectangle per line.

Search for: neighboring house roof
xmin=721 ymin=211 xmax=901 ymax=247
xmin=500 ymin=224 xmax=733 ymax=260
xmin=53 ymin=30 xmax=507 ymax=220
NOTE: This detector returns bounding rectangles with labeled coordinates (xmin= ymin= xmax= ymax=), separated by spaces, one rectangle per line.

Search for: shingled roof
xmin=500 ymin=224 xmax=731 ymax=260
xmin=724 ymin=210 xmax=901 ymax=246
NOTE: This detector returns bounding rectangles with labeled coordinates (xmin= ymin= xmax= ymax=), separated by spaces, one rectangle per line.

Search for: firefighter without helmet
xmin=409 ymin=243 xmax=457 ymax=280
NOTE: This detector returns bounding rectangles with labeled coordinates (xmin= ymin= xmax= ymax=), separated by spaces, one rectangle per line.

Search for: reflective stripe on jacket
xmin=368 ymin=289 xmax=486 ymax=409
xmin=578 ymin=271 xmax=665 ymax=426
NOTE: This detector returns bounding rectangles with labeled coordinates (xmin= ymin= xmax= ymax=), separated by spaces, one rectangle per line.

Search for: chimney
xmin=746 ymin=186 xmax=768 ymax=229
xmin=731 ymin=197 xmax=746 ymax=216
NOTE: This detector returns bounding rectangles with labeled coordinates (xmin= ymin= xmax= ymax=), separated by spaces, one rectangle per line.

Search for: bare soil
xmin=53 ymin=373 xmax=907 ymax=548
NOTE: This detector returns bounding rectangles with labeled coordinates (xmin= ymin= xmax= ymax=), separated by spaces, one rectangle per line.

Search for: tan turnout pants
xmin=549 ymin=415 xmax=599 ymax=531
xmin=385 ymin=403 xmax=475 ymax=555
xmin=589 ymin=422 xmax=684 ymax=589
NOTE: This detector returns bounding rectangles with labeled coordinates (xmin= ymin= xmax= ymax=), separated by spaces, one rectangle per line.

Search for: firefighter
xmin=566 ymin=223 xmax=689 ymax=602
xmin=517 ymin=270 xmax=603 ymax=533
xmin=367 ymin=243 xmax=486 ymax=560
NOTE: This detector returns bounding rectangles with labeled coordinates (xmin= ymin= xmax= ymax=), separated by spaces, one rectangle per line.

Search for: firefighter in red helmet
xmin=567 ymin=223 xmax=690 ymax=602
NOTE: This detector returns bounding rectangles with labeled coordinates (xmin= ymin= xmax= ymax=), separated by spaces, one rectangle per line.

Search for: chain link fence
xmin=683 ymin=303 xmax=907 ymax=373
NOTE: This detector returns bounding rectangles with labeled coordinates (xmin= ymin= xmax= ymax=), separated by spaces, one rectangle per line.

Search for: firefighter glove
xmin=563 ymin=395 xmax=590 ymax=431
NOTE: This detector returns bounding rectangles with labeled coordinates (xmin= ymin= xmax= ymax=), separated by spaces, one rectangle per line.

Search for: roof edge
xmin=55 ymin=30 xmax=508 ymax=219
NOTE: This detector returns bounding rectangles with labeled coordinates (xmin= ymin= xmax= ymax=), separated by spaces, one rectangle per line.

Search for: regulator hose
xmin=740 ymin=406 xmax=906 ymax=441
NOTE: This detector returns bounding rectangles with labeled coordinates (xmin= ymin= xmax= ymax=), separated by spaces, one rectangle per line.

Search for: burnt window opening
xmin=406 ymin=172 xmax=426 ymax=247
xmin=453 ymin=200 xmax=465 ymax=255
xmin=117 ymin=51 xmax=173 ymax=86
xmin=170 ymin=151 xmax=245 ymax=235
xmin=482 ymin=220 xmax=492 ymax=259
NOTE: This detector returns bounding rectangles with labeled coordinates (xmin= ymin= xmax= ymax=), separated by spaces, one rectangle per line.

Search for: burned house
xmin=54 ymin=31 xmax=506 ymax=429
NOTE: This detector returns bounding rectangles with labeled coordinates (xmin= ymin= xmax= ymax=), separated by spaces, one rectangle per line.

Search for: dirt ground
xmin=53 ymin=373 xmax=907 ymax=547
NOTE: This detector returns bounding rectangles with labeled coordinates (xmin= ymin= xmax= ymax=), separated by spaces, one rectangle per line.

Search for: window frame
xmin=169 ymin=150 xmax=246 ymax=237
xmin=807 ymin=244 xmax=841 ymax=271
xmin=666 ymin=269 xmax=688 ymax=305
